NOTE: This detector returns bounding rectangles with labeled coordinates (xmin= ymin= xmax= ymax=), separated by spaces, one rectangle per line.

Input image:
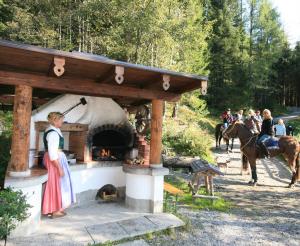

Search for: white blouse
xmin=46 ymin=125 xmax=63 ymax=161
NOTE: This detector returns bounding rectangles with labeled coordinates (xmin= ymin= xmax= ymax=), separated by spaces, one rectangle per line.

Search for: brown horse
xmin=223 ymin=122 xmax=300 ymax=187
xmin=215 ymin=123 xmax=234 ymax=152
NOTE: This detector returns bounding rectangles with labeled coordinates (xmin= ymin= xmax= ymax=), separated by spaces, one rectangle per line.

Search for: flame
xmin=100 ymin=149 xmax=111 ymax=157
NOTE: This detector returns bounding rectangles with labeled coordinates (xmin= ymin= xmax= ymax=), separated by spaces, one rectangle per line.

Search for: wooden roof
xmin=0 ymin=39 xmax=208 ymax=108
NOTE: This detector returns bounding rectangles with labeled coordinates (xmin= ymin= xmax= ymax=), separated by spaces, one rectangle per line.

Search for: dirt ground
xmin=147 ymin=142 xmax=300 ymax=246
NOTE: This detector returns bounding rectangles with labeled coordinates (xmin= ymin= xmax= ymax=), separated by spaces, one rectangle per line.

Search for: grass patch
xmin=287 ymin=117 xmax=300 ymax=141
xmin=164 ymin=175 xmax=231 ymax=212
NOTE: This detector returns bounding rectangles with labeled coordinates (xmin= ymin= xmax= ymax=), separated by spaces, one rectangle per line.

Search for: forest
xmin=0 ymin=0 xmax=299 ymax=110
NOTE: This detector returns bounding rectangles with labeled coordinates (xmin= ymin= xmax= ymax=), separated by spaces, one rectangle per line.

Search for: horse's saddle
xmin=264 ymin=137 xmax=279 ymax=149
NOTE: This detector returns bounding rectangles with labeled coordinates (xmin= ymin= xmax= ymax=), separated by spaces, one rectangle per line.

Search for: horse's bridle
xmin=223 ymin=122 xmax=238 ymax=140
xmin=240 ymin=134 xmax=258 ymax=150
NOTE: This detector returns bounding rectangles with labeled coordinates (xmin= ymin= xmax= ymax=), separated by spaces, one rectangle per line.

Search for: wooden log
xmin=192 ymin=194 xmax=219 ymax=199
xmin=9 ymin=85 xmax=32 ymax=175
xmin=163 ymin=156 xmax=196 ymax=169
xmin=35 ymin=121 xmax=88 ymax=132
xmin=0 ymin=94 xmax=48 ymax=106
xmin=0 ymin=70 xmax=180 ymax=102
xmin=150 ymin=99 xmax=164 ymax=165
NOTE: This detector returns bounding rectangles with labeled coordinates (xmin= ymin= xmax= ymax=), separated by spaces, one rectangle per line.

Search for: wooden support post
xmin=150 ymin=99 xmax=164 ymax=166
xmin=204 ymin=175 xmax=210 ymax=194
xmin=9 ymin=85 xmax=32 ymax=177
xmin=209 ymin=176 xmax=214 ymax=196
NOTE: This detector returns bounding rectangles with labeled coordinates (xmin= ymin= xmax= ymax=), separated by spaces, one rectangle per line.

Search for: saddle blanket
xmin=265 ymin=137 xmax=279 ymax=148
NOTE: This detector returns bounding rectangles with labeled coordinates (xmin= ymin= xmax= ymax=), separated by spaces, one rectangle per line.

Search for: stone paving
xmin=6 ymin=202 xmax=184 ymax=246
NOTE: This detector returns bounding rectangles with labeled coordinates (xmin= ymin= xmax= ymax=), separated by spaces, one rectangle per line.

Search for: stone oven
xmin=88 ymin=124 xmax=134 ymax=161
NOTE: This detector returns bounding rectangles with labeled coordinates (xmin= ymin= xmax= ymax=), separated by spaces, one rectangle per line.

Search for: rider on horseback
xmin=221 ymin=108 xmax=233 ymax=129
xmin=244 ymin=109 xmax=260 ymax=135
xmin=257 ymin=109 xmax=274 ymax=158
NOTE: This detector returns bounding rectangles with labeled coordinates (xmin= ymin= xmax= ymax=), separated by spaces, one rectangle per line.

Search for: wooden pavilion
xmin=0 ymin=39 xmax=208 ymax=176
xmin=0 ymin=39 xmax=208 ymax=235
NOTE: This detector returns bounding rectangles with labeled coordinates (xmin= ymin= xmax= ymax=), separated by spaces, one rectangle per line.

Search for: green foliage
xmin=164 ymin=175 xmax=231 ymax=212
xmin=163 ymin=120 xmax=213 ymax=162
xmin=288 ymin=118 xmax=300 ymax=141
xmin=0 ymin=188 xmax=31 ymax=243
xmin=163 ymin=93 xmax=214 ymax=162
xmin=0 ymin=112 xmax=12 ymax=189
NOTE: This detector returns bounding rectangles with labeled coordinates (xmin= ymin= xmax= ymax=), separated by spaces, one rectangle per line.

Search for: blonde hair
xmin=262 ymin=109 xmax=272 ymax=119
xmin=278 ymin=119 xmax=284 ymax=125
xmin=47 ymin=112 xmax=64 ymax=124
xmin=248 ymin=109 xmax=255 ymax=116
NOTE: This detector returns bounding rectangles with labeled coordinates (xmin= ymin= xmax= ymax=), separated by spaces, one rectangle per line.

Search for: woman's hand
xmin=59 ymin=167 xmax=65 ymax=177
xmin=52 ymin=159 xmax=64 ymax=177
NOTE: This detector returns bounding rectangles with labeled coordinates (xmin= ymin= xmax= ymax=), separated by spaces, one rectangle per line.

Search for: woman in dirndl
xmin=42 ymin=112 xmax=76 ymax=218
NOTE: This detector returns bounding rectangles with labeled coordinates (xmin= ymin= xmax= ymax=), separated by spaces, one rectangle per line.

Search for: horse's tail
xmin=215 ymin=124 xmax=220 ymax=138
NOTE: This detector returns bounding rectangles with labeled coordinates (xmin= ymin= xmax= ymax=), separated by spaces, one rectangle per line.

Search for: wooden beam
xmin=96 ymin=67 xmax=115 ymax=83
xmin=150 ymin=99 xmax=164 ymax=165
xmin=0 ymin=70 xmax=180 ymax=102
xmin=0 ymin=94 xmax=49 ymax=106
xmin=9 ymin=85 xmax=32 ymax=176
xmin=173 ymin=80 xmax=205 ymax=94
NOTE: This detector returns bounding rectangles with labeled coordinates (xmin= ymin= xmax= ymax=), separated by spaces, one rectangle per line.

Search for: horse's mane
xmin=234 ymin=121 xmax=255 ymax=136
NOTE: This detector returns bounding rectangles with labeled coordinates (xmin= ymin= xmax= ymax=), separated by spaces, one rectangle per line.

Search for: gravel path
xmin=147 ymin=142 xmax=300 ymax=246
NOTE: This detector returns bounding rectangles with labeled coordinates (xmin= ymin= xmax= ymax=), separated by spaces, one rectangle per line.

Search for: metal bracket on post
xmin=162 ymin=74 xmax=170 ymax=91
xmin=115 ymin=66 xmax=124 ymax=84
xmin=53 ymin=57 xmax=65 ymax=77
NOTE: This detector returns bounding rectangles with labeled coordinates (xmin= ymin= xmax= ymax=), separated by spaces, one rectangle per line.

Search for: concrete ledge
xmin=5 ymin=173 xmax=48 ymax=188
xmin=8 ymin=169 xmax=31 ymax=178
xmin=123 ymin=165 xmax=169 ymax=176
xmin=70 ymin=161 xmax=122 ymax=171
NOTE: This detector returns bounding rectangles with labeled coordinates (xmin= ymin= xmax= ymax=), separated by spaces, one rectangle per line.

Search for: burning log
xmin=125 ymin=157 xmax=145 ymax=165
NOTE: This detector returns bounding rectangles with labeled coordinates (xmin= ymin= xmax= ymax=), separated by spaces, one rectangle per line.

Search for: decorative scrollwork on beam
xmin=200 ymin=80 xmax=208 ymax=95
xmin=115 ymin=66 xmax=124 ymax=84
xmin=53 ymin=57 xmax=65 ymax=77
xmin=162 ymin=74 xmax=170 ymax=91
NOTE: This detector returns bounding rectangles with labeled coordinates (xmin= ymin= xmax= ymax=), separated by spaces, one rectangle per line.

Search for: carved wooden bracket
xmin=162 ymin=74 xmax=170 ymax=91
xmin=115 ymin=66 xmax=124 ymax=84
xmin=200 ymin=80 xmax=208 ymax=95
xmin=53 ymin=57 xmax=65 ymax=77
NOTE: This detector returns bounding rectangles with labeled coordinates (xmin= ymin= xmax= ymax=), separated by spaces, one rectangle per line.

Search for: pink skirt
xmin=42 ymin=153 xmax=62 ymax=214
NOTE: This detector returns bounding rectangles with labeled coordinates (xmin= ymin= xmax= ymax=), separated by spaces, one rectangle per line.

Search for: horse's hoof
xmin=252 ymin=182 xmax=257 ymax=187
xmin=248 ymin=180 xmax=253 ymax=185
xmin=288 ymin=183 xmax=295 ymax=188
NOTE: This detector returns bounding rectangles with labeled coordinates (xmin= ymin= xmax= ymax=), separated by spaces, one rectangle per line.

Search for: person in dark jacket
xmin=257 ymin=109 xmax=274 ymax=158
xmin=286 ymin=125 xmax=294 ymax=136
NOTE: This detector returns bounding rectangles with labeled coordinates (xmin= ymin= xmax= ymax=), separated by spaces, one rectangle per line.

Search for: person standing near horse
xmin=274 ymin=119 xmax=286 ymax=137
xmin=286 ymin=124 xmax=294 ymax=136
xmin=257 ymin=109 xmax=274 ymax=158
xmin=254 ymin=110 xmax=262 ymax=132
xmin=42 ymin=112 xmax=76 ymax=218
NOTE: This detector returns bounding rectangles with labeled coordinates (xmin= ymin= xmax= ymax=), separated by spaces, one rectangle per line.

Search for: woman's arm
xmin=51 ymin=159 xmax=64 ymax=177
xmin=47 ymin=132 xmax=64 ymax=176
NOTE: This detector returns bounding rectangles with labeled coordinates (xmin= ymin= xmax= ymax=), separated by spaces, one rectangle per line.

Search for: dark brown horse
xmin=215 ymin=123 xmax=234 ymax=152
xmin=223 ymin=122 xmax=300 ymax=187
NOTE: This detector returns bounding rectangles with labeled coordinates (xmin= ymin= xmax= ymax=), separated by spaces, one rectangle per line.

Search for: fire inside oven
xmin=91 ymin=128 xmax=131 ymax=161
